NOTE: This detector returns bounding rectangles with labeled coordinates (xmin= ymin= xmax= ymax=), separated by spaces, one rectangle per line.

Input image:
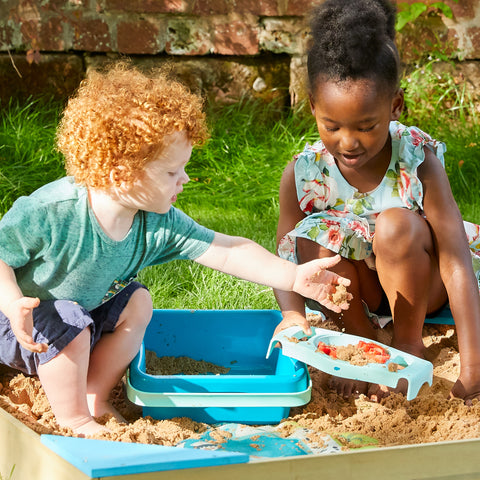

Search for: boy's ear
xmin=109 ymin=165 xmax=129 ymax=191
xmin=391 ymin=88 xmax=404 ymax=121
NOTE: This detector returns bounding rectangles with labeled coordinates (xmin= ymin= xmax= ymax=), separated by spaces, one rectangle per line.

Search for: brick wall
xmin=0 ymin=0 xmax=479 ymax=105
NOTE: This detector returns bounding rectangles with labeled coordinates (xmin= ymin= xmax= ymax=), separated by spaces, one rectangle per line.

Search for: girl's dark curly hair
xmin=307 ymin=0 xmax=401 ymax=94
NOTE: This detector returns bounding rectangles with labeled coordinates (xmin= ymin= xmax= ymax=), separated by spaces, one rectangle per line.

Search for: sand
xmin=1 ymin=314 xmax=479 ymax=450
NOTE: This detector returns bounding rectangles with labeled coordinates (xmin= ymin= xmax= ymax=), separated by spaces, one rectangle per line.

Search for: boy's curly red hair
xmin=56 ymin=61 xmax=209 ymax=189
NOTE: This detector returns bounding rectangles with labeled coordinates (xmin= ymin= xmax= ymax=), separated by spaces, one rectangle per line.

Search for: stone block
xmin=166 ymin=18 xmax=213 ymax=55
xmin=85 ymin=54 xmax=290 ymax=104
xmin=259 ymin=18 xmax=309 ymax=55
xmin=0 ymin=53 xmax=84 ymax=102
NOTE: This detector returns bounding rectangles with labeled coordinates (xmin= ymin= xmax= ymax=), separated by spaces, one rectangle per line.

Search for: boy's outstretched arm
xmin=195 ymin=232 xmax=350 ymax=313
xmin=0 ymin=259 xmax=47 ymax=353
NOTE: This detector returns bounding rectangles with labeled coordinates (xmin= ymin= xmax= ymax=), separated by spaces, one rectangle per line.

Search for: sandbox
xmin=2 ymin=309 xmax=480 ymax=479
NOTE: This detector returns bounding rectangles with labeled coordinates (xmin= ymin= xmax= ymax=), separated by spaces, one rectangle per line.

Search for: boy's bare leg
xmin=86 ymin=287 xmax=152 ymax=420
xmin=37 ymin=327 xmax=104 ymax=436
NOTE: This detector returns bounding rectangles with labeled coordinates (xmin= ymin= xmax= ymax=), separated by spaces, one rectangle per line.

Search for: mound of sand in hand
xmin=1 ymin=314 xmax=479 ymax=449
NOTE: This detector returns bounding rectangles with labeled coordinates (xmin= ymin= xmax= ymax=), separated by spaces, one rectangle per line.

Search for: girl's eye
xmin=359 ymin=125 xmax=375 ymax=132
xmin=324 ymin=125 xmax=339 ymax=132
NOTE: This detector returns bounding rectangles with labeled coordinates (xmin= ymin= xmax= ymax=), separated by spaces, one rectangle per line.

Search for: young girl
xmin=274 ymin=0 xmax=480 ymax=402
xmin=0 ymin=62 xmax=350 ymax=436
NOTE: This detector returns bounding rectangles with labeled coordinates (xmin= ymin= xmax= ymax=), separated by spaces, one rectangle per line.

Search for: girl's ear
xmin=391 ymin=88 xmax=404 ymax=121
xmin=309 ymin=93 xmax=316 ymax=116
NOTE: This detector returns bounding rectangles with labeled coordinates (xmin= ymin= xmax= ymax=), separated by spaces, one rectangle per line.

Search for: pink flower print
xmin=348 ymin=220 xmax=370 ymax=239
xmin=326 ymin=225 xmax=344 ymax=250
xmin=398 ymin=167 xmax=414 ymax=208
xmin=409 ymin=128 xmax=427 ymax=147
xmin=299 ymin=176 xmax=338 ymax=214
xmin=278 ymin=235 xmax=296 ymax=261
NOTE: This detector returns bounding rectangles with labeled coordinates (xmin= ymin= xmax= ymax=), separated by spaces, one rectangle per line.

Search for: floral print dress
xmin=278 ymin=121 xmax=480 ymax=290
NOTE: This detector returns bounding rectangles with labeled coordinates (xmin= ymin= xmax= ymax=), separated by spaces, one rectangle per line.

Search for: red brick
xmin=39 ymin=17 xmax=65 ymax=51
xmin=191 ymin=0 xmax=230 ymax=15
xmin=72 ymin=17 xmax=111 ymax=52
xmin=0 ymin=23 xmax=15 ymax=49
xmin=214 ymin=19 xmax=259 ymax=55
xmin=104 ymin=0 xmax=188 ymax=13
xmin=117 ymin=19 xmax=164 ymax=54
xmin=229 ymin=0 xmax=279 ymax=16
xmin=285 ymin=0 xmax=318 ymax=16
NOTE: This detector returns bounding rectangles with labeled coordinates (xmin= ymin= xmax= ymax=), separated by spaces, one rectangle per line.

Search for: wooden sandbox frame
xmin=2 ymin=407 xmax=480 ymax=480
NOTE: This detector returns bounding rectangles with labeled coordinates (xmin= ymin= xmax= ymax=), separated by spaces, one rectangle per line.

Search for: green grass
xmin=1 ymin=78 xmax=479 ymax=309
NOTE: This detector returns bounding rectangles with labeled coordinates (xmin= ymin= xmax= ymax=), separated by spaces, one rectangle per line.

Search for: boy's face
xmin=115 ymin=131 xmax=192 ymax=214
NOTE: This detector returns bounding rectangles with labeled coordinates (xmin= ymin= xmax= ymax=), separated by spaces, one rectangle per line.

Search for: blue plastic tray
xmin=127 ymin=309 xmax=311 ymax=424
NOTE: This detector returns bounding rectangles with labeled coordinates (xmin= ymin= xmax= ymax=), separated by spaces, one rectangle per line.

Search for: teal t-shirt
xmin=0 ymin=177 xmax=215 ymax=310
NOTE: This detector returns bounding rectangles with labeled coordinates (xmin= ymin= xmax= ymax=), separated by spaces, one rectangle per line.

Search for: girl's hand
xmin=293 ymin=255 xmax=352 ymax=313
xmin=273 ymin=311 xmax=312 ymax=337
xmin=5 ymin=297 xmax=48 ymax=353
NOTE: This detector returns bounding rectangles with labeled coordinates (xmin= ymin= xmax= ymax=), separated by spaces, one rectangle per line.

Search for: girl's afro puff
xmin=307 ymin=0 xmax=400 ymax=93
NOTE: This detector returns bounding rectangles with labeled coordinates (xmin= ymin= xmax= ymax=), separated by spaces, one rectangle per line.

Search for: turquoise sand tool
xmin=266 ymin=326 xmax=433 ymax=401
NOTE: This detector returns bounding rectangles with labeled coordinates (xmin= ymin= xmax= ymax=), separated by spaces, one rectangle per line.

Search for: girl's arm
xmin=195 ymin=233 xmax=350 ymax=314
xmin=419 ymin=148 xmax=480 ymax=399
xmin=0 ymin=259 xmax=47 ymax=353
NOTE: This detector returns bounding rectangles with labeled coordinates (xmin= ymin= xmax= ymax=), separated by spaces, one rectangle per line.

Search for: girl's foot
xmin=328 ymin=376 xmax=369 ymax=398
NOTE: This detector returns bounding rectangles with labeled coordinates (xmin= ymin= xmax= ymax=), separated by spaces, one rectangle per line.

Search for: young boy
xmin=0 ymin=62 xmax=350 ymax=436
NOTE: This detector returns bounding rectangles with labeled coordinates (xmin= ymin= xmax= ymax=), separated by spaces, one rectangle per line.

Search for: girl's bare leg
xmin=374 ymin=208 xmax=447 ymax=356
xmin=297 ymin=238 xmax=380 ymax=338
xmin=86 ymin=287 xmax=153 ymax=419
xmin=296 ymin=238 xmax=382 ymax=396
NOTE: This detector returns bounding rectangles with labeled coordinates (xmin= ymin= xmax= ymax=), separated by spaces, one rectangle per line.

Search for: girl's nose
xmin=340 ymin=132 xmax=359 ymax=152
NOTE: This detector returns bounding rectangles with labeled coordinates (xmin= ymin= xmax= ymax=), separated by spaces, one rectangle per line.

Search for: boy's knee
xmin=120 ymin=287 xmax=153 ymax=328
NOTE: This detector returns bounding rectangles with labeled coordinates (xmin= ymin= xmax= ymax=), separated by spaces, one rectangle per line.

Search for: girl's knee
xmin=374 ymin=208 xmax=431 ymax=255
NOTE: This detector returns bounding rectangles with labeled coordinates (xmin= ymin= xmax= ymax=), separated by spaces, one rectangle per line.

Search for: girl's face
xmin=114 ymin=130 xmax=192 ymax=214
xmin=309 ymin=78 xmax=404 ymax=172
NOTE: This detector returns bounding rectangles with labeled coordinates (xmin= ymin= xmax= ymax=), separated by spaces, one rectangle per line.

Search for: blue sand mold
xmin=41 ymin=435 xmax=249 ymax=478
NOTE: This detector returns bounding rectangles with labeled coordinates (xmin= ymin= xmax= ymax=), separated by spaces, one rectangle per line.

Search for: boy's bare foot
xmin=74 ymin=418 xmax=110 ymax=437
xmin=87 ymin=396 xmax=127 ymax=423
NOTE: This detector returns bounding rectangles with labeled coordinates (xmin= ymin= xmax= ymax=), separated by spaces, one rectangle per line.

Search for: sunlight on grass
xmin=1 ymin=82 xmax=479 ymax=309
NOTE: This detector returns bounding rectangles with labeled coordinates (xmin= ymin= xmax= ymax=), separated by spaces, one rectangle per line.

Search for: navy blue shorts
xmin=0 ymin=282 xmax=147 ymax=375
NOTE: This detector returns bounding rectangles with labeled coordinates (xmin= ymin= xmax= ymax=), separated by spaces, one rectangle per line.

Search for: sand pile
xmin=1 ymin=315 xmax=479 ymax=449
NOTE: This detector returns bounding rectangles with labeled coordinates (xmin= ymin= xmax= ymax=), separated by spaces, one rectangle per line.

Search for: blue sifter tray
xmin=267 ymin=326 xmax=433 ymax=401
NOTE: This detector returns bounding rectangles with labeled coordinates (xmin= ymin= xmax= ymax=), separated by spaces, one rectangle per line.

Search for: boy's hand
xmin=6 ymin=297 xmax=48 ymax=353
xmin=293 ymin=255 xmax=352 ymax=313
